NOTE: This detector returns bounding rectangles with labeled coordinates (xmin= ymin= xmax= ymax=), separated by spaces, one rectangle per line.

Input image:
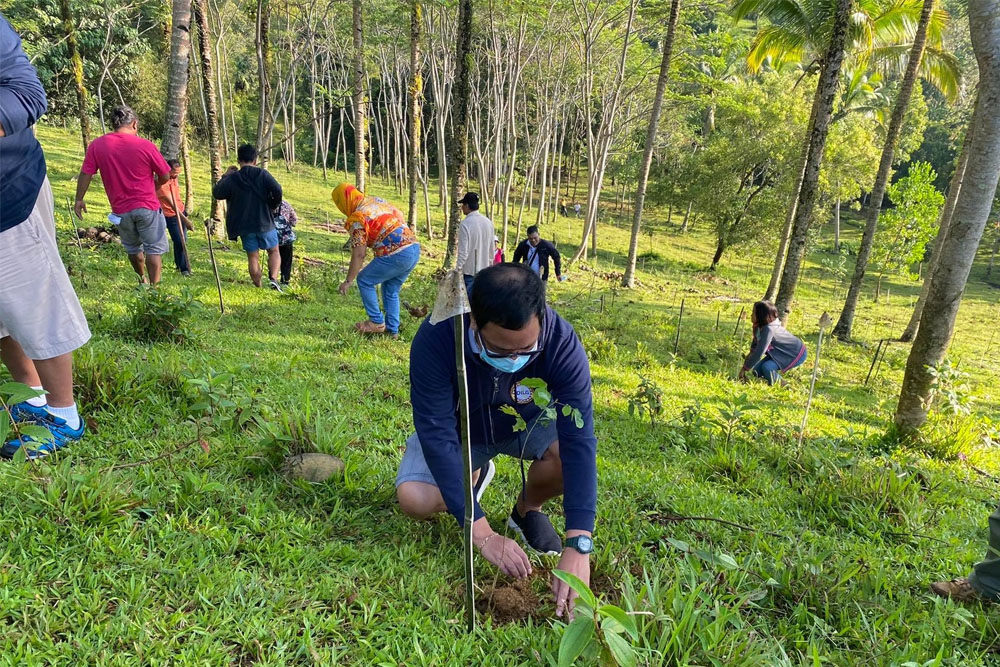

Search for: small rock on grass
xmin=282 ymin=453 xmax=344 ymax=483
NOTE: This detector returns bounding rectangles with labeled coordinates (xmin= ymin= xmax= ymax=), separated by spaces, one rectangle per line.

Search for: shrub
xmin=127 ymin=287 xmax=201 ymax=343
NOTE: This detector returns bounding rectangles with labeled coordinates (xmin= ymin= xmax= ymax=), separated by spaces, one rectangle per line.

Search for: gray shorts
xmin=0 ymin=179 xmax=91 ymax=359
xmin=118 ymin=207 xmax=169 ymax=255
xmin=395 ymin=414 xmax=557 ymax=487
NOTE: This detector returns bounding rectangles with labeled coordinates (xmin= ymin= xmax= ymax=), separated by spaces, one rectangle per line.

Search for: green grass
xmin=2 ymin=123 xmax=999 ymax=665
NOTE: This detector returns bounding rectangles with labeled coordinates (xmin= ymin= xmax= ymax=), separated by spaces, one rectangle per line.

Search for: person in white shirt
xmin=456 ymin=192 xmax=496 ymax=296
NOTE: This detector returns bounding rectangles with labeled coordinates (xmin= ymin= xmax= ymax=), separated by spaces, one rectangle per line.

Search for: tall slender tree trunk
xmin=833 ymin=196 xmax=841 ymax=252
xmin=408 ymin=0 xmax=423 ymax=231
xmin=181 ymin=133 xmax=194 ymax=212
xmin=773 ymin=0 xmax=853 ymax=320
xmin=59 ymin=0 xmax=91 ymax=150
xmin=353 ymin=0 xmax=367 ymax=190
xmin=255 ymin=0 xmax=271 ymax=166
xmin=623 ymin=0 xmax=681 ymax=288
xmin=833 ymin=0 xmax=936 ymax=341
xmin=194 ymin=0 xmax=224 ymax=227
xmin=680 ymin=201 xmax=692 ymax=233
xmin=900 ymin=122 xmax=973 ymax=341
xmin=443 ymin=0 xmax=473 ymax=266
xmin=764 ymin=99 xmax=817 ymax=302
xmin=162 ymin=0 xmax=192 ymax=160
xmin=895 ymin=0 xmax=1000 ymax=434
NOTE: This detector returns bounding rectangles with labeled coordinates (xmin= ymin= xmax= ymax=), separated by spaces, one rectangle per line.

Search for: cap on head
xmin=458 ymin=192 xmax=480 ymax=210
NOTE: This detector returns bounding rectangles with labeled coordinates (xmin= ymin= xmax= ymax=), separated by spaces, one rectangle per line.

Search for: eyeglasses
xmin=476 ymin=329 xmax=544 ymax=360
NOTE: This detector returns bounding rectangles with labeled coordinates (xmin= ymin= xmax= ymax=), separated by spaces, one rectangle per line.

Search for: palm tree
xmin=833 ymin=0 xmax=961 ymax=340
xmin=734 ymin=0 xmax=959 ymax=317
xmin=193 ymin=0 xmax=223 ymax=227
xmin=59 ymin=0 xmax=90 ymax=151
xmin=895 ymin=0 xmax=1000 ymax=434
xmin=443 ymin=0 xmax=473 ymax=267
xmin=623 ymin=0 xmax=683 ymax=289
xmin=162 ymin=0 xmax=192 ymax=161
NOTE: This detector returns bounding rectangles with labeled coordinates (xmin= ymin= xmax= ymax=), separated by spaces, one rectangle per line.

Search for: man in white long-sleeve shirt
xmin=456 ymin=192 xmax=496 ymax=296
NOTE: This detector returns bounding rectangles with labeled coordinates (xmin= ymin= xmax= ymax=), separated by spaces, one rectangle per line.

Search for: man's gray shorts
xmin=395 ymin=415 xmax=558 ymax=488
xmin=118 ymin=207 xmax=169 ymax=255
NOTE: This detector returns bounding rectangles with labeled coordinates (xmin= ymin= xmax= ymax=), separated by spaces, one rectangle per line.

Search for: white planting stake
xmin=799 ymin=311 xmax=831 ymax=447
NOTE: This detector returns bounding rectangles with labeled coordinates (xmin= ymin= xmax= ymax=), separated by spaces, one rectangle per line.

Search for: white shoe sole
xmin=507 ymin=515 xmax=562 ymax=556
xmin=474 ymin=460 xmax=496 ymax=503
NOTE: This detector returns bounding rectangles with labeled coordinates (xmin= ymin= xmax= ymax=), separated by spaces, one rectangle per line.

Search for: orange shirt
xmin=156 ymin=177 xmax=183 ymax=217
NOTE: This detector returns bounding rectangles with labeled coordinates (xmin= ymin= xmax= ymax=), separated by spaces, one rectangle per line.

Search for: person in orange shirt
xmin=155 ymin=158 xmax=193 ymax=276
xmin=332 ymin=183 xmax=420 ymax=338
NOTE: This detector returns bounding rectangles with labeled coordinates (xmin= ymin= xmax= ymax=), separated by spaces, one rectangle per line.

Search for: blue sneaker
xmin=2 ymin=412 xmax=85 ymax=460
xmin=6 ymin=401 xmax=49 ymax=423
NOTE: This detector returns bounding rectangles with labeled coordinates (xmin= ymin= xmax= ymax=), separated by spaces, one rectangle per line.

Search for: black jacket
xmin=513 ymin=238 xmax=561 ymax=280
xmin=212 ymin=166 xmax=282 ymax=240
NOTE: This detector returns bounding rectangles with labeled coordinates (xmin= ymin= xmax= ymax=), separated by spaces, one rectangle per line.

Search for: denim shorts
xmin=241 ymin=229 xmax=279 ymax=252
xmin=395 ymin=414 xmax=558 ymax=487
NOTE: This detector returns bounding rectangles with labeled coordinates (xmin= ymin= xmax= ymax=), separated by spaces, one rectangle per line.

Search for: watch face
xmin=575 ymin=536 xmax=593 ymax=553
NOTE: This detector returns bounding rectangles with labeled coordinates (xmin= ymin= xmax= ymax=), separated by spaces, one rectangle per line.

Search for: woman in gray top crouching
xmin=738 ymin=301 xmax=807 ymax=386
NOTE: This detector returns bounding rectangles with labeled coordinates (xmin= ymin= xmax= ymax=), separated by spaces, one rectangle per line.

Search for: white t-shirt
xmin=457 ymin=211 xmax=496 ymax=276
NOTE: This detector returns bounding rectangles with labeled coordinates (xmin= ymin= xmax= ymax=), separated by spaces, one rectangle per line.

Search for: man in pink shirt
xmin=74 ymin=105 xmax=171 ymax=284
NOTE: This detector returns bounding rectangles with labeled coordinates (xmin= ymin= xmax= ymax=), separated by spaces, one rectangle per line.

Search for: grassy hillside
xmin=1 ymin=123 xmax=998 ymax=664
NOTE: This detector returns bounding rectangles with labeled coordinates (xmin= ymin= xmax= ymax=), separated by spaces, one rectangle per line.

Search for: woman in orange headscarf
xmin=332 ymin=183 xmax=420 ymax=337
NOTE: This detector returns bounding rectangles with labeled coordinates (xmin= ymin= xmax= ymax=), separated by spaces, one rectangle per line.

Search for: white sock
xmin=46 ymin=404 xmax=81 ymax=430
xmin=26 ymin=386 xmax=47 ymax=407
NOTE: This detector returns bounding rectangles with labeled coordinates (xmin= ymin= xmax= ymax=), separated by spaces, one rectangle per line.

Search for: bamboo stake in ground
xmin=799 ymin=312 xmax=831 ymax=448
xmin=732 ymin=306 xmax=745 ymax=338
xmin=203 ymin=218 xmax=225 ymax=314
xmin=673 ymin=297 xmax=685 ymax=355
xmin=430 ymin=269 xmax=475 ymax=633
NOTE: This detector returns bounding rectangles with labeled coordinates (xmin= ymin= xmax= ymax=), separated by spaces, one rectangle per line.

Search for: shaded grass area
xmin=1 ymin=124 xmax=998 ymax=664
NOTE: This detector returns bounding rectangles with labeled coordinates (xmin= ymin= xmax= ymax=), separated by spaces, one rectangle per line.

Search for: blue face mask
xmin=479 ymin=347 xmax=533 ymax=374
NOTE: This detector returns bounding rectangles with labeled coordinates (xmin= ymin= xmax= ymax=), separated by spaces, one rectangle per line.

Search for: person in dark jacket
xmin=513 ymin=225 xmax=565 ymax=296
xmin=212 ymin=144 xmax=284 ymax=291
xmin=738 ymin=301 xmax=807 ymax=386
xmin=397 ymin=263 xmax=596 ymax=618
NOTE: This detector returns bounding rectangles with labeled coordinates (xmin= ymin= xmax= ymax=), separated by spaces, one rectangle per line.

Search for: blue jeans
xmin=357 ymin=244 xmax=420 ymax=334
xmin=752 ymin=350 xmax=807 ymax=385
xmin=464 ymin=274 xmax=475 ymax=299
xmin=164 ymin=215 xmax=190 ymax=272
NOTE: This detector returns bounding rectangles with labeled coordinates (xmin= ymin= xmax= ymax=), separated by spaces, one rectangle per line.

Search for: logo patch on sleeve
xmin=511 ymin=383 xmax=534 ymax=404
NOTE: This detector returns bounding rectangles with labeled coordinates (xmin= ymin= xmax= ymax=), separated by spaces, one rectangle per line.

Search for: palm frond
xmin=748 ymin=25 xmax=808 ymax=71
xmin=920 ymin=46 xmax=962 ymax=102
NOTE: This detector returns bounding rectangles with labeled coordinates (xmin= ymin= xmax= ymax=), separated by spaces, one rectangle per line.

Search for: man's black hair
xmin=470 ymin=263 xmax=545 ymax=330
xmin=166 ymin=158 xmax=181 ymax=168
xmin=526 ymin=225 xmax=539 ymax=236
xmin=237 ymin=144 xmax=258 ymax=164
xmin=110 ymin=105 xmax=137 ymax=129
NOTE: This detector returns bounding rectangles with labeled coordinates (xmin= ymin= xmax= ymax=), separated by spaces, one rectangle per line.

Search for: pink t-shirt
xmin=81 ymin=132 xmax=170 ymax=214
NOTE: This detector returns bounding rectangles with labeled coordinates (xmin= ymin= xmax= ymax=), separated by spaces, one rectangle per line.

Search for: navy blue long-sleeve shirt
xmin=0 ymin=14 xmax=48 ymax=232
xmin=409 ymin=306 xmax=597 ymax=533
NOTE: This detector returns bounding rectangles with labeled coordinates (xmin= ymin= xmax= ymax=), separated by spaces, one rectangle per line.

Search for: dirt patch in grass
xmin=301 ymin=256 xmax=328 ymax=267
xmin=475 ymin=567 xmax=620 ymax=625
xmin=477 ymin=576 xmax=541 ymax=624
xmin=314 ymin=221 xmax=347 ymax=234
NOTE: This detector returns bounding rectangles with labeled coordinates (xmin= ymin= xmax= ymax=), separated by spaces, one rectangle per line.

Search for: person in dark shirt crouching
xmin=397 ymin=263 xmax=597 ymax=618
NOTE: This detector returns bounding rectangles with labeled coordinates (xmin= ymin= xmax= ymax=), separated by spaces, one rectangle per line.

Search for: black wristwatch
xmin=565 ymin=535 xmax=594 ymax=554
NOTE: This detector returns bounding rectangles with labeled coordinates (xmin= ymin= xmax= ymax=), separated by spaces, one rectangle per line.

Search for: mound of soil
xmin=301 ymin=256 xmax=328 ymax=267
xmin=76 ymin=225 xmax=121 ymax=245
xmin=315 ymin=221 xmax=347 ymax=234
xmin=476 ymin=577 xmax=541 ymax=624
